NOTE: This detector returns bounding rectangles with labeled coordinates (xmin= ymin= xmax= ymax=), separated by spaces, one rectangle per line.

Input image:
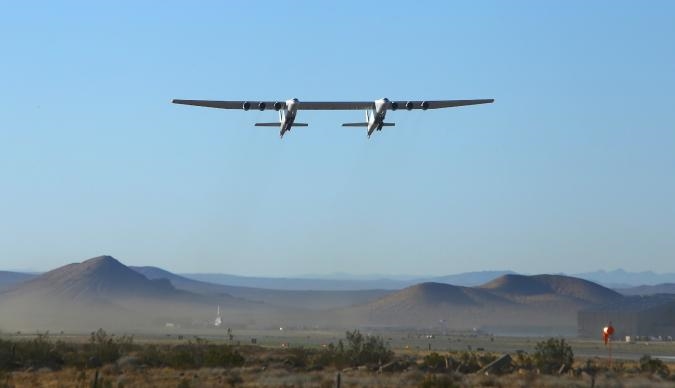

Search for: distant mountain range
xmin=616 ymin=283 xmax=675 ymax=296
xmin=179 ymin=270 xmax=516 ymax=291
xmin=161 ymin=269 xmax=675 ymax=290
xmin=0 ymin=256 xmax=629 ymax=334
xmin=5 ymin=265 xmax=675 ymax=293
xmin=570 ymin=269 xmax=675 ymax=288
xmin=132 ymin=266 xmax=391 ymax=309
xmin=0 ymin=271 xmax=36 ymax=292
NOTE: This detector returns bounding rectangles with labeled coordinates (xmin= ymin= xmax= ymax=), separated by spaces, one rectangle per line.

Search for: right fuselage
xmin=368 ymin=98 xmax=389 ymax=137
xmin=280 ymin=98 xmax=299 ymax=138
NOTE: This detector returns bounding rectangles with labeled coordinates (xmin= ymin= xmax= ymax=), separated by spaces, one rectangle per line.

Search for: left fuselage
xmin=279 ymin=98 xmax=299 ymax=138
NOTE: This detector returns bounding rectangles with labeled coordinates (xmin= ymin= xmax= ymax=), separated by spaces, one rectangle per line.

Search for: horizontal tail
xmin=341 ymin=123 xmax=395 ymax=127
xmin=255 ymin=122 xmax=309 ymax=127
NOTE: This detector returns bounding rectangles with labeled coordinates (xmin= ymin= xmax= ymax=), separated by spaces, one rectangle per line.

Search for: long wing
xmin=172 ymin=99 xmax=282 ymax=109
xmin=296 ymin=101 xmax=374 ymax=110
xmin=171 ymin=100 xmax=375 ymax=110
xmin=391 ymin=99 xmax=494 ymax=110
xmin=297 ymin=100 xmax=495 ymax=110
xmin=172 ymin=99 xmax=494 ymax=110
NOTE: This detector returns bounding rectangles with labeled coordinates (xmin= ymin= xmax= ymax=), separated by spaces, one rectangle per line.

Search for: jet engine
xmin=421 ymin=101 xmax=429 ymax=110
xmin=405 ymin=101 xmax=414 ymax=110
xmin=390 ymin=102 xmax=399 ymax=111
xmin=258 ymin=102 xmax=266 ymax=111
xmin=274 ymin=101 xmax=283 ymax=111
xmin=242 ymin=101 xmax=251 ymax=111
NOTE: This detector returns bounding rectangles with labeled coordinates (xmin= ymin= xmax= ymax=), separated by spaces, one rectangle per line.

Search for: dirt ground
xmin=3 ymin=365 xmax=675 ymax=388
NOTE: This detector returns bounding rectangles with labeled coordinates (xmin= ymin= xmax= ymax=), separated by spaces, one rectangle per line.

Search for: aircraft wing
xmin=172 ymin=100 xmax=282 ymax=109
xmin=172 ymin=99 xmax=494 ymax=110
xmin=297 ymin=100 xmax=495 ymax=110
xmin=296 ymin=101 xmax=375 ymax=110
xmin=171 ymin=100 xmax=376 ymax=110
xmin=390 ymin=99 xmax=494 ymax=110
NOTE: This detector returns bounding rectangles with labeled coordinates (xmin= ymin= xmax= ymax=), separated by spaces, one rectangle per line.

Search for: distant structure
xmin=214 ymin=305 xmax=222 ymax=327
xmin=578 ymin=295 xmax=675 ymax=338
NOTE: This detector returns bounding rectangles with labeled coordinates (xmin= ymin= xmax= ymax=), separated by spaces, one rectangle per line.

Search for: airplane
xmin=172 ymin=97 xmax=494 ymax=138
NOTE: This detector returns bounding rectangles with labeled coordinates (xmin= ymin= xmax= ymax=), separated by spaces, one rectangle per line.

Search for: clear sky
xmin=1 ymin=1 xmax=674 ymax=276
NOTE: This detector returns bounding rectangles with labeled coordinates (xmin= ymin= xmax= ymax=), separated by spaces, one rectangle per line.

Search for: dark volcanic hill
xmin=16 ymin=256 xmax=177 ymax=301
xmin=132 ymin=266 xmax=392 ymax=310
xmin=0 ymin=256 xmax=273 ymax=331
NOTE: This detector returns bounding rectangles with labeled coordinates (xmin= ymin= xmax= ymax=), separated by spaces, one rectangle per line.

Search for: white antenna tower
xmin=214 ymin=305 xmax=222 ymax=327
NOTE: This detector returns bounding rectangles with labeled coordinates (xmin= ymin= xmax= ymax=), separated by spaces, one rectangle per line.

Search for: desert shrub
xmin=311 ymin=343 xmax=346 ymax=368
xmin=0 ymin=340 xmax=15 ymax=371
xmin=282 ymin=347 xmax=312 ymax=368
xmin=136 ymin=344 xmax=162 ymax=366
xmin=513 ymin=350 xmax=534 ymax=371
xmin=477 ymin=353 xmax=497 ymax=367
xmin=12 ymin=332 xmax=67 ymax=370
xmin=165 ymin=344 xmax=196 ymax=368
xmin=343 ymin=330 xmax=393 ymax=366
xmin=639 ymin=355 xmax=669 ymax=377
xmin=137 ymin=339 xmax=243 ymax=369
xmin=610 ymin=359 xmax=626 ymax=374
xmin=422 ymin=352 xmax=447 ymax=371
xmin=454 ymin=351 xmax=483 ymax=374
xmin=203 ymin=344 xmax=245 ymax=368
xmin=85 ymin=329 xmax=135 ymax=364
xmin=312 ymin=330 xmax=393 ymax=368
xmin=225 ymin=370 xmax=243 ymax=387
xmin=532 ymin=338 xmax=573 ymax=374
xmin=418 ymin=373 xmax=459 ymax=388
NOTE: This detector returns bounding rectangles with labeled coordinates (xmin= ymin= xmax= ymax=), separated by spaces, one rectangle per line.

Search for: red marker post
xmin=603 ymin=323 xmax=615 ymax=368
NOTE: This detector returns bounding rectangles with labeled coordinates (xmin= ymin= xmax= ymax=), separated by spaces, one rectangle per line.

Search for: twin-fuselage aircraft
xmin=172 ymin=97 xmax=494 ymax=138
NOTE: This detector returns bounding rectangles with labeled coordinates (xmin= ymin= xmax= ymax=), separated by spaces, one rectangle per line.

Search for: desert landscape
xmin=2 ymin=256 xmax=675 ymax=386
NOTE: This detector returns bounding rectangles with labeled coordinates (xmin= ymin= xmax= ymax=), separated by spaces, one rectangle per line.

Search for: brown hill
xmin=366 ymin=282 xmax=509 ymax=309
xmin=341 ymin=275 xmax=621 ymax=333
xmin=338 ymin=283 xmax=514 ymax=329
xmin=12 ymin=256 xmax=177 ymax=301
xmin=480 ymin=274 xmax=622 ymax=304
xmin=0 ymin=256 xmax=275 ymax=332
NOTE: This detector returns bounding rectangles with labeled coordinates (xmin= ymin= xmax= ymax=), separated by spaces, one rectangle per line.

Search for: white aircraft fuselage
xmin=279 ymin=98 xmax=299 ymax=138
xmin=367 ymin=98 xmax=390 ymax=137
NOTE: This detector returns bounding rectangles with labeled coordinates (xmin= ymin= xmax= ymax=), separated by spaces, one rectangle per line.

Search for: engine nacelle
xmin=274 ymin=101 xmax=282 ymax=111
xmin=390 ymin=102 xmax=399 ymax=111
xmin=405 ymin=101 xmax=414 ymax=110
xmin=242 ymin=101 xmax=251 ymax=111
xmin=421 ymin=101 xmax=429 ymax=110
xmin=258 ymin=102 xmax=266 ymax=111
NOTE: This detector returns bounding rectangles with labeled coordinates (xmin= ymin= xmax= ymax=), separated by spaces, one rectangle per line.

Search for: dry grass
xmin=3 ymin=366 xmax=675 ymax=388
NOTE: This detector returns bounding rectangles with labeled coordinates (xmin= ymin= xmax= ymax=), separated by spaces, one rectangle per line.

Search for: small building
xmin=578 ymin=295 xmax=675 ymax=339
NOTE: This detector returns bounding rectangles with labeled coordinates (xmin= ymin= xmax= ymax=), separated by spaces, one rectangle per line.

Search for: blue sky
xmin=1 ymin=1 xmax=674 ymax=275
